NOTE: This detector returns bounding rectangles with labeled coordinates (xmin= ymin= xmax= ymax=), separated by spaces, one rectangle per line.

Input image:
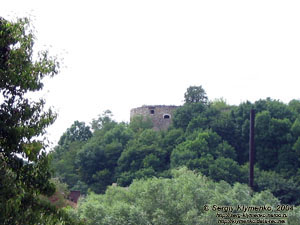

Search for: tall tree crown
xmin=184 ymin=85 xmax=208 ymax=104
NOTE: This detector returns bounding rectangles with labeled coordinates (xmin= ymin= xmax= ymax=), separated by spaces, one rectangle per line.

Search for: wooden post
xmin=249 ymin=109 xmax=255 ymax=189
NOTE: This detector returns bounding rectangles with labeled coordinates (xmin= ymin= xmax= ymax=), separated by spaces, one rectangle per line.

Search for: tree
xmin=172 ymin=102 xmax=206 ymax=130
xmin=116 ymin=129 xmax=167 ymax=186
xmin=76 ymin=122 xmax=133 ymax=193
xmin=50 ymin=141 xmax=85 ymax=189
xmin=0 ymin=17 xmax=81 ymax=224
xmin=70 ymin=168 xmax=286 ymax=225
xmin=171 ymin=130 xmax=236 ymax=168
xmin=288 ymin=99 xmax=300 ymax=116
xmin=129 ymin=114 xmax=153 ymax=133
xmin=208 ymin=157 xmax=242 ymax=184
xmin=255 ymin=111 xmax=294 ymax=171
xmin=50 ymin=121 xmax=92 ymax=189
xmin=58 ymin=120 xmax=92 ymax=146
xmin=291 ymin=118 xmax=300 ymax=137
xmin=91 ymin=110 xmax=116 ymax=131
xmin=184 ymin=85 xmax=208 ymax=104
xmin=255 ymin=170 xmax=300 ymax=205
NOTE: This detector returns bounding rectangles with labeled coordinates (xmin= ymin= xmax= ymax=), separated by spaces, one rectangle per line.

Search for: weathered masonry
xmin=130 ymin=105 xmax=179 ymax=130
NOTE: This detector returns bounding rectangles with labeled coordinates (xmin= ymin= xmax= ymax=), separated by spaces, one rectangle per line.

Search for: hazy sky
xmin=2 ymin=0 xmax=300 ymax=147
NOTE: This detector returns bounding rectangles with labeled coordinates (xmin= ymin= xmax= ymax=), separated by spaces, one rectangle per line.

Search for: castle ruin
xmin=130 ymin=105 xmax=179 ymax=130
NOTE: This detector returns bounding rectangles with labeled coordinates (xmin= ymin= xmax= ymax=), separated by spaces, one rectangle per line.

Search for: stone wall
xmin=130 ymin=105 xmax=179 ymax=130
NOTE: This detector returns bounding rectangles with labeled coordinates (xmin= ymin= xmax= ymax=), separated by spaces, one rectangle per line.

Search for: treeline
xmin=50 ymin=86 xmax=300 ymax=205
xmin=66 ymin=168 xmax=300 ymax=225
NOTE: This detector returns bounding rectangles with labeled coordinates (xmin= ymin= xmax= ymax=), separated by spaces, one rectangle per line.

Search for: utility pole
xmin=249 ymin=109 xmax=255 ymax=190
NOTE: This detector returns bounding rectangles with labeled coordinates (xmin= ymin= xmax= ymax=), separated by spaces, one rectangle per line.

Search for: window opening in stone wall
xmin=150 ymin=109 xmax=155 ymax=114
xmin=163 ymin=114 xmax=170 ymax=119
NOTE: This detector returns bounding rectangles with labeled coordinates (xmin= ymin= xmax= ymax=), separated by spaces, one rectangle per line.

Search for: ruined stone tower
xmin=130 ymin=105 xmax=179 ymax=130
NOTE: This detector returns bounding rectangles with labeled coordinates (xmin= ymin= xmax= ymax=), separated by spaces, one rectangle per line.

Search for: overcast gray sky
xmin=2 ymin=0 xmax=300 ymax=147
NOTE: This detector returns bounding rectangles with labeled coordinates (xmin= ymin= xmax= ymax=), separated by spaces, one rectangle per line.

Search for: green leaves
xmin=170 ymin=130 xmax=236 ymax=169
xmin=0 ymin=17 xmax=77 ymax=224
xmin=1 ymin=18 xmax=58 ymax=95
xmin=71 ymin=168 xmax=289 ymax=225
xmin=22 ymin=141 xmax=43 ymax=161
xmin=184 ymin=86 xmax=208 ymax=104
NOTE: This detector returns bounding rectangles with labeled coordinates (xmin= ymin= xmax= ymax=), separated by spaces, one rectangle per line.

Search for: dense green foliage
xmin=51 ymin=85 xmax=300 ymax=208
xmin=0 ymin=17 xmax=82 ymax=224
xmin=67 ymin=168 xmax=300 ymax=225
xmin=184 ymin=85 xmax=208 ymax=104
